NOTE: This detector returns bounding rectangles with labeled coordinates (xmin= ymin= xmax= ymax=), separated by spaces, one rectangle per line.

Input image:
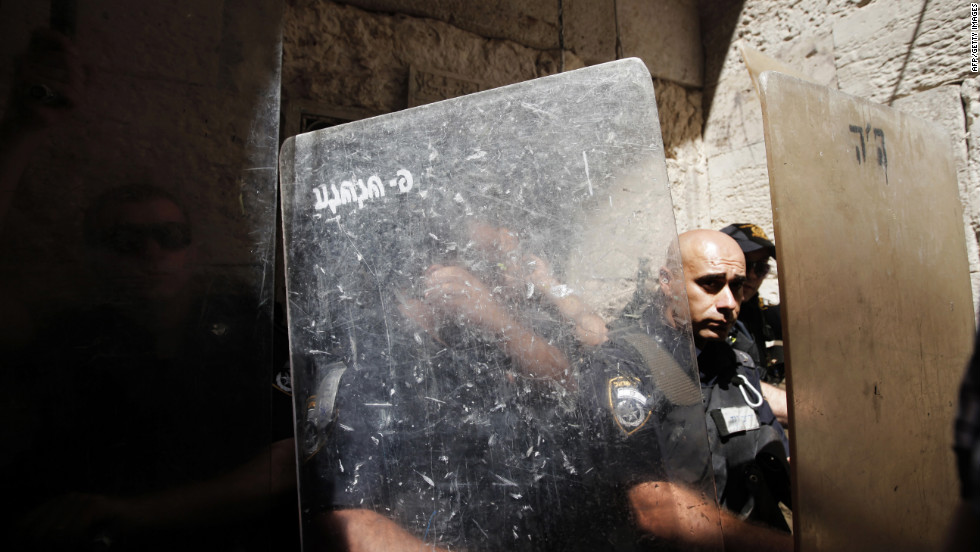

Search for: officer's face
xmin=742 ymin=249 xmax=770 ymax=301
xmin=90 ymin=198 xmax=194 ymax=300
xmin=681 ymin=235 xmax=746 ymax=347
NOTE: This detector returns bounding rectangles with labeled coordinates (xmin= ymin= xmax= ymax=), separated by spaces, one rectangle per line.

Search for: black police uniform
xmin=5 ymin=285 xmax=294 ymax=551
xmin=730 ymin=296 xmax=785 ymax=383
xmin=312 ymin=320 xmax=669 ymax=551
xmin=697 ymin=342 xmax=791 ymax=531
xmin=605 ymin=303 xmax=792 ymax=533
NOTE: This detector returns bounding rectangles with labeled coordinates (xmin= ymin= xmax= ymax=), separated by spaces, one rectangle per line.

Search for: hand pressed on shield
xmin=421 ymin=263 xmax=509 ymax=335
xmin=409 ymin=263 xmax=574 ymax=387
xmin=464 ymin=221 xmax=609 ymax=346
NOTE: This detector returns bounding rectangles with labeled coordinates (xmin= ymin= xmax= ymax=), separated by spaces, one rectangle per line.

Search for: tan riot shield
xmin=740 ymin=43 xmax=814 ymax=95
xmin=757 ymin=70 xmax=975 ymax=551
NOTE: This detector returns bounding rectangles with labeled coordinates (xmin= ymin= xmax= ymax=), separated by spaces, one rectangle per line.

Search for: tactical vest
xmin=704 ymin=348 xmax=791 ymax=531
xmin=611 ymin=329 xmax=791 ymax=532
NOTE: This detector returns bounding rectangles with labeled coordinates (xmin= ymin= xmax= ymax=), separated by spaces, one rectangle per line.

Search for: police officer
xmin=602 ymin=229 xmax=792 ymax=550
xmin=719 ymin=223 xmax=788 ymax=426
xmin=316 ymin=230 xmax=794 ymax=551
xmin=718 ymin=223 xmax=783 ymax=381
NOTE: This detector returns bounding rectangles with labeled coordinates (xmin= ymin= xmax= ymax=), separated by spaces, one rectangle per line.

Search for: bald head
xmin=678 ymin=230 xmax=744 ymax=268
xmin=664 ymin=230 xmax=747 ymax=347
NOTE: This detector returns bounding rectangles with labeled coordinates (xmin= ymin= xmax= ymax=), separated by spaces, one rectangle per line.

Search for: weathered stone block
xmin=834 ymin=0 xmax=970 ymax=104
xmin=619 ymin=0 xmax=702 ymax=86
xmin=283 ymin=2 xmax=549 ymax=114
xmin=707 ymin=2 xmax=838 ymax=88
xmin=706 ymin=141 xmax=772 ymax=228
xmin=703 ymin=72 xmax=765 ymax=154
xmin=959 ymin=76 xmax=980 ymax=304
xmin=963 ymin=77 xmax=980 ymax=223
xmin=336 ymin=0 xmax=560 ymax=50
xmin=654 ymin=78 xmax=703 ymax=157
xmin=564 ymin=0 xmax=617 ymax=66
xmin=893 ymin=85 xmax=969 ymax=193
xmin=666 ymin=156 xmax=710 ymax=234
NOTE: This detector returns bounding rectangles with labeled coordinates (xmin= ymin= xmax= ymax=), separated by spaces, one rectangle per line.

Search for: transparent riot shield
xmin=281 ymin=58 xmax=723 ymax=550
xmin=0 ymin=1 xmax=289 ymax=549
xmin=757 ymin=71 xmax=974 ymax=551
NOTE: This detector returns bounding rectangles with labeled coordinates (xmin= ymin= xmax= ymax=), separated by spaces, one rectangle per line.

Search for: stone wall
xmin=282 ymin=0 xmax=979 ymax=309
xmin=281 ymin=0 xmax=707 ymax=233
xmin=703 ymin=0 xmax=980 ymax=307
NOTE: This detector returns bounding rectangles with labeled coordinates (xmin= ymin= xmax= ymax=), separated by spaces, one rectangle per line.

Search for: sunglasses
xmin=747 ymin=259 xmax=771 ymax=277
xmin=97 ymin=222 xmax=192 ymax=256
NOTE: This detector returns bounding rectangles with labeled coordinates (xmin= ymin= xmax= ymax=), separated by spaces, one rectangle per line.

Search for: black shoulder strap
xmin=616 ymin=331 xmax=702 ymax=406
xmin=732 ymin=348 xmax=755 ymax=369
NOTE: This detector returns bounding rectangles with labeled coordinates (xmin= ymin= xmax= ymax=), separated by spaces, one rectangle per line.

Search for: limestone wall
xmin=282 ymin=0 xmax=979 ymax=309
xmin=704 ymin=0 xmax=980 ymax=307
xmin=281 ymin=0 xmax=707 ymax=238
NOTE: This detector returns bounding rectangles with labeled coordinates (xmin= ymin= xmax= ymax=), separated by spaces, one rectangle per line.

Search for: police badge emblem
xmin=608 ymin=376 xmax=652 ymax=435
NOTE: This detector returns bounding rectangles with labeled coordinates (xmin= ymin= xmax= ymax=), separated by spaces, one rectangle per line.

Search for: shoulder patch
xmin=733 ymin=349 xmax=755 ymax=368
xmin=608 ymin=375 xmax=652 ymax=435
xmin=273 ymin=365 xmax=293 ymax=395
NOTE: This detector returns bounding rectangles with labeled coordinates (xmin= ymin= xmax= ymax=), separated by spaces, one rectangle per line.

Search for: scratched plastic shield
xmin=280 ymin=59 xmax=721 ymax=550
xmin=0 ymin=2 xmax=288 ymax=549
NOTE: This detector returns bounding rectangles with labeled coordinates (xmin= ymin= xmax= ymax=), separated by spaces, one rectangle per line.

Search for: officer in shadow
xmin=1 ymin=29 xmax=297 ymax=551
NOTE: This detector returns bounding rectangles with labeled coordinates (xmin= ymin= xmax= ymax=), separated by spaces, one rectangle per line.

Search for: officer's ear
xmin=659 ymin=267 xmax=672 ymax=297
xmin=659 ymin=265 xmax=688 ymax=328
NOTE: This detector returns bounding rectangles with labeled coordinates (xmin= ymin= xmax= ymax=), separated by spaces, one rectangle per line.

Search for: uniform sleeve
xmin=763 ymin=303 xmax=783 ymax=341
xmin=306 ymin=369 xmax=393 ymax=512
xmin=579 ymin=343 xmax=669 ymax=488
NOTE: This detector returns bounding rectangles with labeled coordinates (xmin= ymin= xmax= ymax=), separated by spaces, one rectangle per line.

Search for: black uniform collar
xmin=696 ymin=341 xmax=738 ymax=386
